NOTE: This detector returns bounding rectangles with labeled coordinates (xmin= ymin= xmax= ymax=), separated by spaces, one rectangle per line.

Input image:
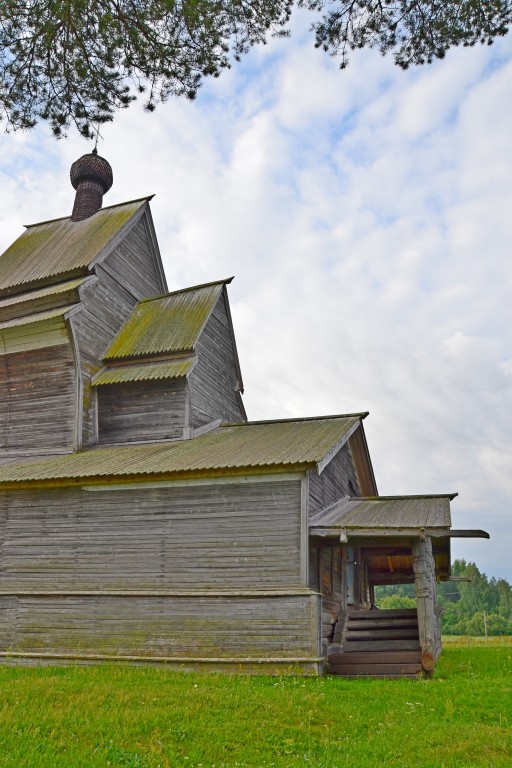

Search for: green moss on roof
xmin=0 ymin=277 xmax=88 ymax=310
xmin=0 ymin=199 xmax=148 ymax=294
xmin=104 ymin=280 xmax=227 ymax=360
xmin=92 ymin=358 xmax=196 ymax=386
xmin=0 ymin=415 xmax=363 ymax=484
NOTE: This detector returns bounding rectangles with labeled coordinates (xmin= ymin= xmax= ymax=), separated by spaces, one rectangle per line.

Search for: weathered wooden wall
xmin=100 ymin=214 xmax=165 ymax=301
xmin=308 ymin=443 xmax=361 ymax=517
xmin=189 ymin=293 xmax=245 ymax=428
xmin=97 ymin=379 xmax=187 ymax=444
xmin=0 ymin=476 xmax=321 ymax=671
xmin=0 ymin=341 xmax=76 ymax=456
xmin=0 ymin=593 xmax=320 ymax=668
xmin=0 ymin=478 xmax=302 ymax=590
xmin=72 ymin=212 xmax=166 ymax=447
xmin=72 ymin=275 xmax=148 ymax=448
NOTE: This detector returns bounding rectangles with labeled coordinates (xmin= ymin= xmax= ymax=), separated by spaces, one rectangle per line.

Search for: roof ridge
xmin=221 ymin=413 xmax=369 ymax=427
xmin=24 ymin=196 xmax=153 ymax=229
xmin=138 ymin=277 xmax=234 ymax=304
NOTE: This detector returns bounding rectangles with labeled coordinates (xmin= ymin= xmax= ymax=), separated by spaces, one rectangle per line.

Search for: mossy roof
xmin=103 ymin=279 xmax=232 ymax=360
xmin=0 ymin=199 xmax=149 ymax=295
xmin=92 ymin=358 xmax=197 ymax=386
xmin=0 ymin=277 xmax=88 ymax=309
xmin=0 ymin=414 xmax=365 ymax=485
xmin=0 ymin=304 xmax=79 ymax=330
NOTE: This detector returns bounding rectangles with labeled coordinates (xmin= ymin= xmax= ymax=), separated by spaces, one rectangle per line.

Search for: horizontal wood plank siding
xmin=190 ymin=293 xmax=244 ymax=428
xmin=0 ymin=593 xmax=320 ymax=664
xmin=0 ymin=479 xmax=302 ymax=590
xmin=101 ymin=215 xmax=164 ymax=300
xmin=72 ymin=267 xmax=139 ymax=446
xmin=97 ymin=379 xmax=187 ymax=444
xmin=0 ymin=317 xmax=69 ymax=355
xmin=308 ymin=444 xmax=361 ymax=517
xmin=0 ymin=344 xmax=76 ymax=455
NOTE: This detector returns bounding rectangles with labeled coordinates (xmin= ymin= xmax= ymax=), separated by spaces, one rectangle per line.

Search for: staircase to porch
xmin=328 ymin=608 xmax=422 ymax=678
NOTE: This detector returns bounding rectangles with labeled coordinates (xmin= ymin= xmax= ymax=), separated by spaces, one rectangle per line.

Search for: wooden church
xmin=0 ymin=152 xmax=488 ymax=676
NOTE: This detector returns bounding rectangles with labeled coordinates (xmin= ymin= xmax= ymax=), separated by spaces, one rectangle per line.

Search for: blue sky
xmin=1 ymin=13 xmax=511 ymax=579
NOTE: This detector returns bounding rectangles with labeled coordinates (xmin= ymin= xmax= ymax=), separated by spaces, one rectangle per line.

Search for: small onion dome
xmin=70 ymin=149 xmax=113 ymax=194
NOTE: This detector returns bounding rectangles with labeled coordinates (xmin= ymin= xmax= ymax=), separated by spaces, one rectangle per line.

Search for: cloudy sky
xmin=1 ymin=10 xmax=511 ymax=580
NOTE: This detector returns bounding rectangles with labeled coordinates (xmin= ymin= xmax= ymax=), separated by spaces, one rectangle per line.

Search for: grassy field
xmin=0 ymin=640 xmax=511 ymax=768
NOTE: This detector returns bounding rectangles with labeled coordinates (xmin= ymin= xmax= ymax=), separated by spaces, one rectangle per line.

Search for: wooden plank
xmin=329 ymin=663 xmax=422 ymax=675
xmin=347 ymin=618 xmax=418 ymax=630
xmin=349 ymin=609 xmax=417 ymax=619
xmin=345 ymin=629 xmax=419 ymax=641
xmin=329 ymin=651 xmax=421 ymax=664
xmin=342 ymin=639 xmax=421 ymax=652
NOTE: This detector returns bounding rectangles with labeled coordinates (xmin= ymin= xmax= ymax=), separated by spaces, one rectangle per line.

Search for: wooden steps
xmin=329 ymin=650 xmax=422 ymax=678
xmin=328 ymin=609 xmax=422 ymax=678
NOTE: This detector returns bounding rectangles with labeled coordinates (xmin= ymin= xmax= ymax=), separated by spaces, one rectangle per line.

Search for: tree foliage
xmin=376 ymin=560 xmax=512 ymax=636
xmin=1 ymin=1 xmax=511 ymax=137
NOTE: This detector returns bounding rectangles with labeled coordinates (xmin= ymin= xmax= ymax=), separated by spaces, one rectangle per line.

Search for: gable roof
xmin=0 ymin=414 xmax=365 ymax=486
xmin=103 ymin=278 xmax=233 ymax=361
xmin=0 ymin=198 xmax=150 ymax=296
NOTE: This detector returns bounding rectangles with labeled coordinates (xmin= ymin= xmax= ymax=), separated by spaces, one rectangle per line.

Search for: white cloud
xmin=0 ymin=22 xmax=511 ymax=579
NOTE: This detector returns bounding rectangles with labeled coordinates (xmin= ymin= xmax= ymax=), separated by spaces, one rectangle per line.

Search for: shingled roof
xmin=0 ymin=414 xmax=365 ymax=486
xmin=0 ymin=198 xmax=150 ymax=295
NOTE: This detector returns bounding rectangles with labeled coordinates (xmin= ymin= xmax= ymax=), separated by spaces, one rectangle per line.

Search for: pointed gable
xmin=94 ymin=277 xmax=245 ymax=442
xmin=103 ymin=278 xmax=232 ymax=360
xmin=0 ymin=198 xmax=151 ymax=296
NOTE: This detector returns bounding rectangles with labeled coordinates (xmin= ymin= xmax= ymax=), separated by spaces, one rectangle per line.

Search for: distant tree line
xmin=375 ymin=560 xmax=512 ymax=636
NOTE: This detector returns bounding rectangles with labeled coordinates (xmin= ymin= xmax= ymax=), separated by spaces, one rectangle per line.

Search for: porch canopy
xmin=309 ymin=495 xmax=489 ymax=585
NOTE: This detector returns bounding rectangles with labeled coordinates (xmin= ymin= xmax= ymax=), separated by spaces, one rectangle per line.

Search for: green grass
xmin=0 ymin=642 xmax=511 ymax=768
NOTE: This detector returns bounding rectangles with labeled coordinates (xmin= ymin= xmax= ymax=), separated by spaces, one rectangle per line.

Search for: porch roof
xmin=309 ymin=495 xmax=489 ymax=540
xmin=311 ymin=494 xmax=453 ymax=528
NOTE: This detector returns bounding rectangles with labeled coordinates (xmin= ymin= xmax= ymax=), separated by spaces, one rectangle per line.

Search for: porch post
xmin=412 ymin=537 xmax=441 ymax=672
